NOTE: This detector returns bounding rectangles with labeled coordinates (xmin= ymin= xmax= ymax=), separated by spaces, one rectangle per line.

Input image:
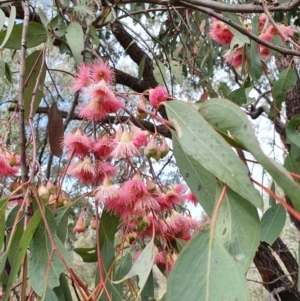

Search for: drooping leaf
xmin=3 ymin=211 xmax=42 ymax=301
xmin=28 ymin=208 xmax=71 ymax=296
xmin=271 ymin=68 xmax=297 ymax=117
xmin=0 ymin=198 xmax=8 ymax=251
xmin=165 ymin=101 xmax=263 ymax=209
xmin=24 ymin=50 xmax=46 ymax=120
xmin=53 ymin=274 xmax=72 ymax=301
xmin=0 ymin=9 xmax=5 ymax=32
xmin=153 ymin=60 xmax=166 ymax=85
xmin=138 ymin=55 xmax=146 ymax=84
xmin=170 ymin=60 xmax=183 ymax=85
xmin=48 ymin=103 xmax=64 ymax=157
xmin=228 ymin=76 xmax=253 ymax=106
xmin=286 ymin=114 xmax=300 ymax=148
xmin=113 ymin=239 xmax=155 ymax=296
xmin=198 ymin=98 xmax=300 ymax=212
xmin=50 ymin=15 xmax=67 ymax=38
xmin=65 ymin=22 xmax=84 ymax=66
xmin=99 ymin=209 xmax=120 ymax=249
xmin=167 ymin=228 xmax=251 ymax=301
xmin=0 ymin=6 xmax=15 ymax=49
xmin=141 ymin=271 xmax=154 ymax=301
xmin=173 ymin=134 xmax=216 ymax=216
xmin=0 ymin=22 xmax=47 ymax=49
xmin=249 ymin=16 xmax=262 ymax=80
xmin=53 ymin=206 xmax=70 ymax=243
xmin=261 ymin=204 xmax=286 ymax=245
xmin=269 ymin=181 xmax=276 ymax=207
xmin=215 ymin=185 xmax=260 ymax=273
xmin=41 ymin=287 xmax=59 ymax=301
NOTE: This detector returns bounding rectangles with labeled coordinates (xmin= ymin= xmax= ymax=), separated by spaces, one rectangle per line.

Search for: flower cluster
xmin=65 ymin=59 xmax=199 ymax=275
xmin=209 ymin=14 xmax=295 ymax=68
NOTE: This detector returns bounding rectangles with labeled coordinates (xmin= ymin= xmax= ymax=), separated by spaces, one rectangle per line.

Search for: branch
xmin=121 ymin=0 xmax=300 ymax=13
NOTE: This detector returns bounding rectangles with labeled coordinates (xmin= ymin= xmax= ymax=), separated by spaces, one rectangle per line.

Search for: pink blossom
xmin=87 ymin=79 xmax=115 ymax=100
xmin=149 ymin=86 xmax=168 ymax=107
xmin=259 ymin=13 xmax=267 ymax=31
xmin=79 ymin=98 xmax=108 ymax=121
xmin=184 ymin=191 xmax=198 ymax=206
xmin=63 ymin=128 xmax=92 ymax=158
xmin=223 ymin=48 xmax=246 ymax=68
xmin=90 ymin=60 xmax=114 ymax=84
xmin=110 ymin=131 xmax=140 ymax=158
xmin=67 ymin=157 xmax=97 ymax=184
xmin=92 ymin=134 xmax=115 ymax=158
xmin=96 ymin=161 xmax=117 ymax=182
xmin=0 ymin=154 xmax=19 ymax=177
xmin=132 ymin=131 xmax=148 ymax=148
xmin=209 ymin=18 xmax=234 ymax=45
xmin=95 ymin=177 xmax=119 ymax=206
xmin=72 ymin=63 xmax=91 ymax=92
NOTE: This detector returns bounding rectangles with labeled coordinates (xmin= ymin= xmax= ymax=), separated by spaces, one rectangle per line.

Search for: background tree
xmin=1 ymin=0 xmax=300 ymax=300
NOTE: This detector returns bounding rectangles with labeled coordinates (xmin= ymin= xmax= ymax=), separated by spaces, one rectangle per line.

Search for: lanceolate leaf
xmin=28 ymin=207 xmax=71 ymax=297
xmin=173 ymin=134 xmax=216 ymax=216
xmin=167 ymin=228 xmax=251 ymax=301
xmin=271 ymin=68 xmax=297 ymax=117
xmin=198 ymin=98 xmax=300 ymax=212
xmin=113 ymin=239 xmax=155 ymax=296
xmin=165 ymin=101 xmax=263 ymax=209
xmin=286 ymin=114 xmax=300 ymax=148
xmin=138 ymin=55 xmax=146 ymax=84
xmin=48 ymin=103 xmax=64 ymax=157
xmin=0 ymin=22 xmax=47 ymax=49
xmin=53 ymin=274 xmax=72 ymax=301
xmin=249 ymin=16 xmax=262 ymax=80
xmin=65 ymin=22 xmax=84 ymax=66
xmin=215 ymin=185 xmax=260 ymax=273
xmin=24 ymin=50 xmax=46 ymax=120
xmin=0 ymin=6 xmax=16 ymax=49
xmin=261 ymin=204 xmax=286 ymax=245
xmin=0 ymin=198 xmax=8 ymax=251
xmin=3 ymin=211 xmax=42 ymax=301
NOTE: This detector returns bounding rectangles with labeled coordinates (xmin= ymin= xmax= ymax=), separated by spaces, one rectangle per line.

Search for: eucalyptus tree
xmin=0 ymin=0 xmax=300 ymax=300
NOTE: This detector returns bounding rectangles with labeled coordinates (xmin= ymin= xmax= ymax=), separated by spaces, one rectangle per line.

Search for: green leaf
xmin=53 ymin=274 xmax=73 ymax=301
xmin=249 ymin=16 xmax=262 ymax=80
xmin=170 ymin=60 xmax=183 ymax=85
xmin=0 ymin=198 xmax=8 ymax=251
xmin=3 ymin=210 xmax=42 ymax=301
xmin=286 ymin=114 xmax=300 ymax=148
xmin=228 ymin=77 xmax=253 ymax=106
xmin=41 ymin=287 xmax=59 ymax=301
xmin=271 ymin=68 xmax=297 ymax=116
xmin=0 ymin=9 xmax=5 ymax=32
xmin=73 ymin=247 xmax=97 ymax=262
xmin=113 ymin=239 xmax=155 ymax=296
xmin=38 ymin=7 xmax=50 ymax=29
xmin=138 ymin=55 xmax=146 ymax=84
xmin=153 ymin=60 xmax=166 ymax=85
xmin=165 ymin=101 xmax=263 ymax=209
xmin=50 ymin=16 xmax=67 ymax=38
xmin=269 ymin=182 xmax=276 ymax=207
xmin=173 ymin=134 xmax=216 ymax=216
xmin=0 ymin=6 xmax=15 ymax=49
xmin=5 ymin=62 xmax=11 ymax=84
xmin=141 ymin=271 xmax=154 ymax=301
xmin=24 ymin=50 xmax=46 ymax=120
xmin=65 ymin=22 xmax=84 ymax=66
xmin=0 ymin=22 xmax=46 ymax=49
xmin=215 ymin=185 xmax=260 ymax=273
xmin=167 ymin=228 xmax=251 ymax=301
xmin=198 ymin=98 xmax=300 ymax=212
xmin=28 ymin=208 xmax=71 ymax=296
xmin=99 ymin=209 xmax=120 ymax=249
xmin=53 ymin=206 xmax=70 ymax=243
xmin=261 ymin=204 xmax=286 ymax=245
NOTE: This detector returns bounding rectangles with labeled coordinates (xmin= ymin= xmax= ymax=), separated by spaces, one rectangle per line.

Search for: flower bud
xmin=136 ymin=216 xmax=150 ymax=231
xmin=73 ymin=214 xmax=86 ymax=233
xmin=38 ymin=184 xmax=50 ymax=202
xmin=159 ymin=139 xmax=169 ymax=158
xmin=8 ymin=154 xmax=17 ymax=167
xmin=46 ymin=181 xmax=57 ymax=195
xmin=90 ymin=217 xmax=99 ymax=230
xmin=144 ymin=137 xmax=158 ymax=159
